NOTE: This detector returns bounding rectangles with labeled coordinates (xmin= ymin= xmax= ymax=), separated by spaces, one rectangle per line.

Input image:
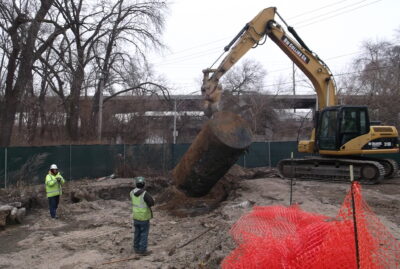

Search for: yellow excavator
xmin=201 ymin=7 xmax=399 ymax=184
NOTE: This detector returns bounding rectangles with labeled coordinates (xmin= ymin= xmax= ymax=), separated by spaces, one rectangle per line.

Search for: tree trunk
xmin=0 ymin=23 xmax=20 ymax=147
xmin=0 ymin=92 xmax=19 ymax=146
xmin=66 ymin=64 xmax=85 ymax=141
xmin=27 ymin=99 xmax=39 ymax=144
xmin=89 ymin=20 xmax=117 ymax=139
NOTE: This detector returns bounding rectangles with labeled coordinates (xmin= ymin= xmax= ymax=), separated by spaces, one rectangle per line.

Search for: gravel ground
xmin=0 ymin=172 xmax=399 ymax=269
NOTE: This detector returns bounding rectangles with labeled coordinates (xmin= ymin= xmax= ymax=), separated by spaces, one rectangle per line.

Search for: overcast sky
xmin=148 ymin=0 xmax=400 ymax=95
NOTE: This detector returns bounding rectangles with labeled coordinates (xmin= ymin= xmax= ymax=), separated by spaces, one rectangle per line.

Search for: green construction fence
xmin=0 ymin=142 xmax=399 ymax=188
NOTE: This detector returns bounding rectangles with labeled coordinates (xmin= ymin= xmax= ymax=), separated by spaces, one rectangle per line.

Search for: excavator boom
xmin=202 ymin=7 xmax=336 ymax=117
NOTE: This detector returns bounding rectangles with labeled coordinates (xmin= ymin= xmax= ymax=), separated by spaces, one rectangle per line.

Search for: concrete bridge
xmin=103 ymin=94 xmax=317 ymax=114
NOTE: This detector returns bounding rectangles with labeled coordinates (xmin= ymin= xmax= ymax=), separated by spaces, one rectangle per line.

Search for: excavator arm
xmin=201 ymin=7 xmax=337 ymax=116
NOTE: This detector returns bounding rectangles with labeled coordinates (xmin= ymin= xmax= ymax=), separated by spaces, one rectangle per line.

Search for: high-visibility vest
xmin=131 ymin=189 xmax=152 ymax=221
xmin=45 ymin=172 xmax=64 ymax=198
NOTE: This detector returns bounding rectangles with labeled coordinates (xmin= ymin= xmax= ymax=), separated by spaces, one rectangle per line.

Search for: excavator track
xmin=377 ymin=158 xmax=399 ymax=179
xmin=278 ymin=157 xmax=387 ymax=184
xmin=335 ymin=156 xmax=399 ymax=179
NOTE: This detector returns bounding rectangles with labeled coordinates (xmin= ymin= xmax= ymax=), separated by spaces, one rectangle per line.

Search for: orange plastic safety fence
xmin=222 ymin=182 xmax=400 ymax=269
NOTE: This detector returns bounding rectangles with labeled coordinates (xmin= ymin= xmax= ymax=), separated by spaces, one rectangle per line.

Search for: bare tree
xmin=343 ymin=35 xmax=400 ymax=129
xmin=0 ymin=0 xmax=170 ymax=146
xmin=0 ymin=0 xmax=67 ymax=146
xmin=212 ymin=58 xmax=280 ymax=135
xmin=90 ymin=0 xmax=167 ymax=134
xmin=39 ymin=0 xmax=165 ymax=141
xmin=0 ymin=30 xmax=9 ymax=96
xmin=41 ymin=0 xmax=168 ymax=141
xmin=221 ymin=58 xmax=267 ymax=95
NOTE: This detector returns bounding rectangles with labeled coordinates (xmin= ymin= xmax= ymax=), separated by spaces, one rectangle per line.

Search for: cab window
xmin=318 ymin=110 xmax=338 ymax=150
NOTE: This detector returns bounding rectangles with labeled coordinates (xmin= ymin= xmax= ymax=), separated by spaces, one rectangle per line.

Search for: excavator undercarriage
xmin=278 ymin=156 xmax=398 ymax=184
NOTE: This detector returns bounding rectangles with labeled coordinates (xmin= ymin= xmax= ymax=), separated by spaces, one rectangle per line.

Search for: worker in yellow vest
xmin=45 ymin=164 xmax=65 ymax=219
xmin=130 ymin=176 xmax=154 ymax=255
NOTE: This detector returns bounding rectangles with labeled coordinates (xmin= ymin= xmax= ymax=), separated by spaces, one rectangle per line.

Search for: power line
xmin=159 ymin=49 xmax=399 ymax=86
xmin=155 ymin=41 xmax=358 ymax=67
xmin=170 ymin=64 xmax=398 ymax=89
xmin=296 ymin=0 xmax=384 ymax=28
xmin=293 ymin=0 xmax=369 ymax=25
xmin=154 ymin=47 xmax=222 ymax=65
xmin=167 ymin=0 xmax=374 ymax=58
xmin=265 ymin=51 xmax=363 ymax=74
xmin=289 ymin=0 xmax=350 ymax=20
xmin=160 ymin=37 xmax=229 ymax=57
xmin=335 ymin=64 xmax=397 ymax=77
xmin=154 ymin=2 xmax=363 ymax=64
xmin=152 ymin=0 xmax=392 ymax=84
xmin=266 ymin=43 xmax=399 ymax=74
xmin=260 ymin=64 xmax=397 ymax=89
xmin=154 ymin=0 xmax=386 ymax=67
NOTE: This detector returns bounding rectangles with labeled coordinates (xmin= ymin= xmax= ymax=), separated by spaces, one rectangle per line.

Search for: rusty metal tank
xmin=172 ymin=111 xmax=252 ymax=197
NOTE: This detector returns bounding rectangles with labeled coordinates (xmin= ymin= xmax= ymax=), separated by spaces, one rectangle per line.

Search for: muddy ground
xmin=0 ymin=168 xmax=399 ymax=269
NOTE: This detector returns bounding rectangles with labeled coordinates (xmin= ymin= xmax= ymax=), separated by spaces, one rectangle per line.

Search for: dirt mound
xmin=158 ymin=170 xmax=241 ymax=217
xmin=227 ymin=165 xmax=278 ymax=179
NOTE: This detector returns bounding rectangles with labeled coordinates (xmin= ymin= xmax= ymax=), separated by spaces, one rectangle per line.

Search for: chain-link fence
xmin=1 ymin=142 xmax=399 ymax=188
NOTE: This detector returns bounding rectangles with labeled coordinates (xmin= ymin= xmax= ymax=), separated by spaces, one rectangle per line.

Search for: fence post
xmin=349 ymin=165 xmax=360 ymax=269
xmin=69 ymin=144 xmax=72 ymax=181
xmin=171 ymin=143 xmax=175 ymax=169
xmin=268 ymin=141 xmax=271 ymax=168
xmin=162 ymin=142 xmax=166 ymax=174
xmin=123 ymin=144 xmax=126 ymax=177
xmin=289 ymin=152 xmax=294 ymax=205
xmin=4 ymin=148 xmax=7 ymax=189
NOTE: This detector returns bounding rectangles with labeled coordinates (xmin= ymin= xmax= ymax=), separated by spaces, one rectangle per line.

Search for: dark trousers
xmin=133 ymin=220 xmax=150 ymax=253
xmin=48 ymin=195 xmax=60 ymax=218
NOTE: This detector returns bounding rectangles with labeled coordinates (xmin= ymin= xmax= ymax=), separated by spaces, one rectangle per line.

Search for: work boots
xmin=137 ymin=250 xmax=152 ymax=256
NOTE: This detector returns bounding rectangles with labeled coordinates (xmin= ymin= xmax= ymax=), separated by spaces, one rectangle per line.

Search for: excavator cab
xmin=317 ymin=106 xmax=370 ymax=151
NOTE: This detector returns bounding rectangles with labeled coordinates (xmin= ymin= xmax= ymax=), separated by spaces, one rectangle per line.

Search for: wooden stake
xmin=290 ymin=152 xmax=294 ymax=205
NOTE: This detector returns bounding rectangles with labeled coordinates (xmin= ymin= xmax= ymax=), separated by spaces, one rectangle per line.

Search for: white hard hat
xmin=50 ymin=164 xmax=58 ymax=170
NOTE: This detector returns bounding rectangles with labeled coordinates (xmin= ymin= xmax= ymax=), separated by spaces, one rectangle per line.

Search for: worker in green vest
xmin=45 ymin=164 xmax=65 ymax=219
xmin=130 ymin=176 xmax=154 ymax=255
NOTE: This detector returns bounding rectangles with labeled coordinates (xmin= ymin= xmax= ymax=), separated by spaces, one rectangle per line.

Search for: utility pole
xmin=4 ymin=148 xmax=7 ymax=188
xmin=98 ymin=71 xmax=105 ymax=142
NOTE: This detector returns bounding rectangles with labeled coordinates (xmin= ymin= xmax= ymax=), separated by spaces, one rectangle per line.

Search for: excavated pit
xmin=1 ymin=178 xmax=231 ymax=220
xmin=0 ymin=165 xmax=273 ymax=221
xmin=0 ymin=177 xmax=171 ymax=213
xmin=67 ymin=176 xmax=171 ymax=205
xmin=158 ymin=174 xmax=239 ymax=217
